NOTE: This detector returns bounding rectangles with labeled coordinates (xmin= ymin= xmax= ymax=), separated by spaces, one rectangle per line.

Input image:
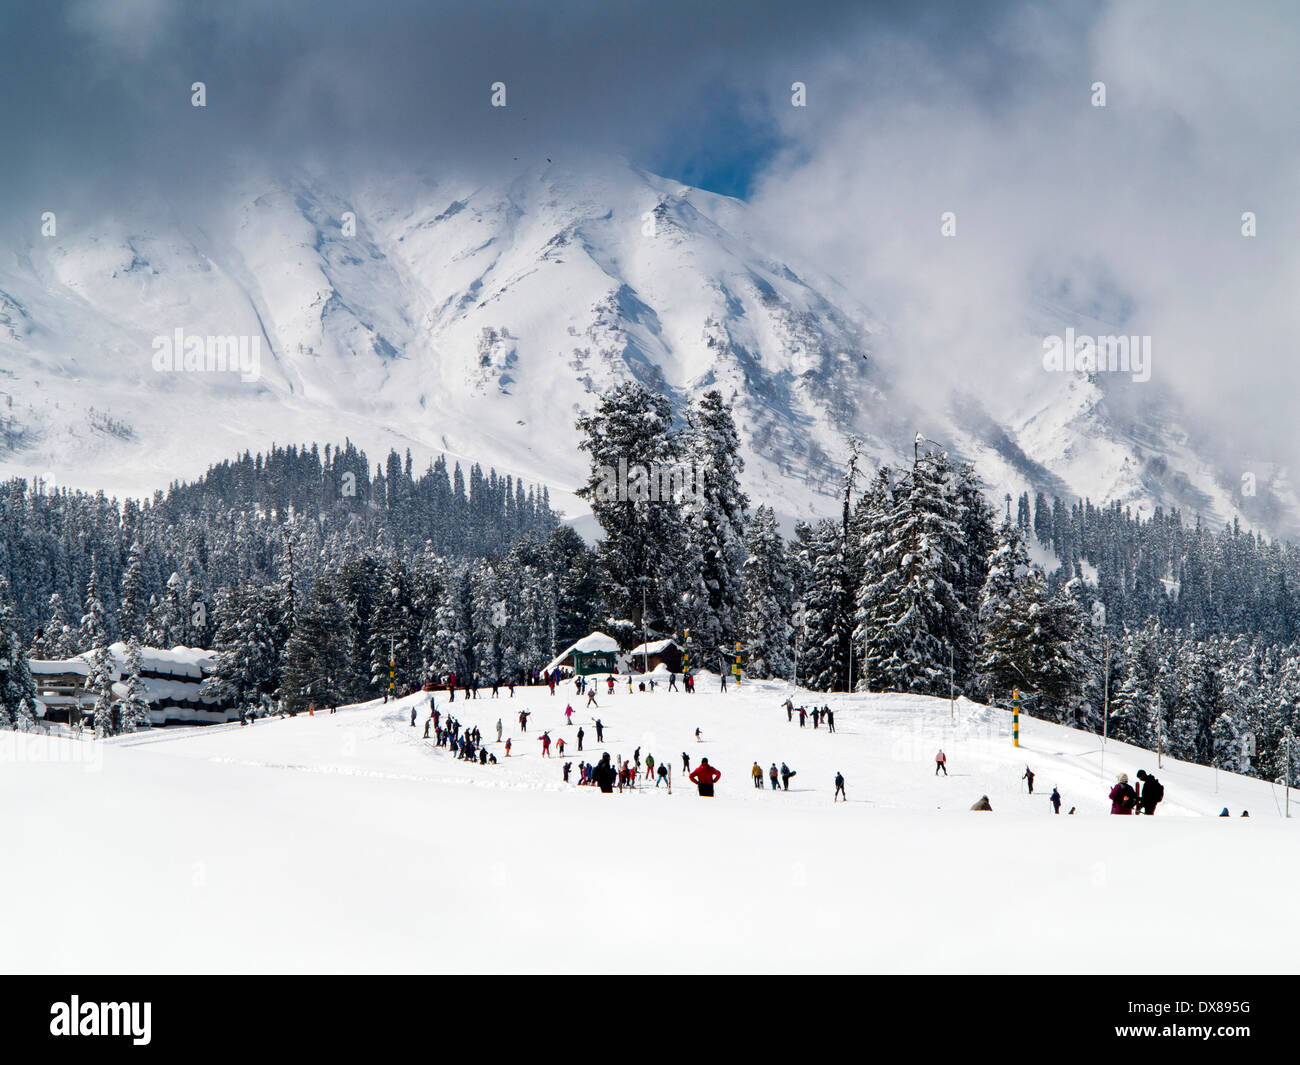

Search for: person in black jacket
xmin=1135 ymin=769 xmax=1164 ymax=815
xmin=592 ymin=753 xmax=616 ymax=794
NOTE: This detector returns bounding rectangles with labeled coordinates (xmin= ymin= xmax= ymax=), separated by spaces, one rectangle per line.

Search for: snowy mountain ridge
xmin=0 ymin=155 xmax=1292 ymax=538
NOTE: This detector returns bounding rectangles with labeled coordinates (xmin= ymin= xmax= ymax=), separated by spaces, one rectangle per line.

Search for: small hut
xmin=544 ymin=632 xmax=622 ymax=676
xmin=628 ymin=638 xmax=684 ymax=674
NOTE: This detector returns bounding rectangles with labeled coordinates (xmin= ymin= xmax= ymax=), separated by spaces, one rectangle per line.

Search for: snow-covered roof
xmin=29 ymin=658 xmax=91 ymax=677
xmin=629 ymin=638 xmax=680 ymax=656
xmin=543 ymin=632 xmax=621 ymax=674
xmin=111 ymin=677 xmax=223 ymax=706
xmin=29 ymin=645 xmax=216 ymax=682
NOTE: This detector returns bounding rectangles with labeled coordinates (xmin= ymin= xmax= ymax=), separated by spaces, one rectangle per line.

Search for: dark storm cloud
xmin=0 ymin=0 xmax=1032 ymax=221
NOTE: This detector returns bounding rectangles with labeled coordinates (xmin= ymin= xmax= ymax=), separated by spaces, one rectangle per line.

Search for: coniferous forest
xmin=1 ymin=386 xmax=1298 ymax=785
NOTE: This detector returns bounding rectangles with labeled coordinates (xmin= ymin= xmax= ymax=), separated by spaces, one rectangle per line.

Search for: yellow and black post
xmin=1012 ymin=687 xmax=1020 ymax=748
xmin=733 ymin=641 xmax=742 ymax=687
xmin=683 ymin=629 xmax=691 ymax=678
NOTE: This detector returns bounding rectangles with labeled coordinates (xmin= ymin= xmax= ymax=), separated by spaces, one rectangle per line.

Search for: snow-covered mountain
xmin=0 ymin=154 xmax=1293 ymax=536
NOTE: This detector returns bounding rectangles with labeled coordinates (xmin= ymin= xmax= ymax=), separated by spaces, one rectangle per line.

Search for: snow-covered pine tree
xmin=279 ymin=575 xmax=351 ymax=714
xmin=680 ymin=390 xmax=750 ymax=661
xmin=801 ymin=517 xmax=855 ymax=692
xmin=954 ymin=460 xmax=996 ymax=640
xmin=145 ymin=572 xmax=184 ymax=648
xmin=28 ymin=591 xmax=69 ymax=659
xmin=976 ymin=569 xmax=1090 ymax=720
xmin=0 ymin=577 xmax=38 ymax=731
xmin=119 ymin=635 xmax=152 ymax=733
xmin=427 ymin=562 xmax=473 ymax=680
xmin=857 ymin=453 xmax=970 ymax=696
xmin=740 ymin=505 xmax=794 ymax=680
xmin=202 ymin=584 xmax=284 ymax=715
xmin=119 ymin=540 xmax=148 ymax=640
xmin=470 ymin=560 xmax=506 ymax=682
xmin=369 ymin=558 xmax=418 ymax=696
xmin=575 ymin=382 xmax=688 ymax=636
xmin=80 ymin=567 xmax=117 ymax=736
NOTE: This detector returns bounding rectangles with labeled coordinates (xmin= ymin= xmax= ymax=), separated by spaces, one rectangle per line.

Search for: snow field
xmin=3 ymin=676 xmax=1295 ymax=973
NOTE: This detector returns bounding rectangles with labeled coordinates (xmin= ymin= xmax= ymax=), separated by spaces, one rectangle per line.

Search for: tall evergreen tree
xmin=0 ymin=577 xmax=38 ymax=731
xmin=740 ymin=506 xmax=795 ymax=680
xmin=680 ymin=391 xmax=750 ymax=659
xmin=576 ymin=383 xmax=687 ymax=637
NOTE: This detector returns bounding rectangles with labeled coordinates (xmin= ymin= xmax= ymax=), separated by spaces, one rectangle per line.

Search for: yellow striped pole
xmin=734 ymin=641 xmax=742 ymax=686
xmin=1012 ymin=688 xmax=1020 ymax=747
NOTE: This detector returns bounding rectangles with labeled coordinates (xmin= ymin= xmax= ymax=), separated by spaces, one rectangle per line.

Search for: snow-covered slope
xmin=4 ymin=678 xmax=1294 ymax=973
xmin=0 ymin=155 xmax=1291 ymax=534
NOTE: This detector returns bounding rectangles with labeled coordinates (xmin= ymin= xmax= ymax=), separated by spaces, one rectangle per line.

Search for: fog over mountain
xmin=2 ymin=1 xmax=1297 ymax=534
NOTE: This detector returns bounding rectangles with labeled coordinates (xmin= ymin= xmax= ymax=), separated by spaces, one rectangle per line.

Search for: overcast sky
xmin=3 ymin=0 xmax=1298 ymax=476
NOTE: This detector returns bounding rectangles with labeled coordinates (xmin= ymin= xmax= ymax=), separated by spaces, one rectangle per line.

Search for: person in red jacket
xmin=540 ymin=731 xmax=552 ymax=757
xmin=935 ymin=750 xmax=948 ymax=776
xmin=688 ymin=757 xmax=722 ymax=797
xmin=1109 ymin=773 xmax=1137 ymax=814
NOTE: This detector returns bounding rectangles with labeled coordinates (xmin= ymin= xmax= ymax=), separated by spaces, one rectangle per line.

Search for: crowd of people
xmin=398 ymin=676 xmax=1238 ymax=818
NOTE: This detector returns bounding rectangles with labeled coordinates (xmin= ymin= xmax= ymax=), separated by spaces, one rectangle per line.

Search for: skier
xmin=688 ymin=757 xmax=721 ymax=797
xmin=797 ymin=706 xmax=807 ymax=728
xmin=423 ymin=718 xmax=431 ymax=739
xmin=935 ymin=750 xmax=948 ymax=776
xmin=410 ymin=707 xmax=417 ymax=727
xmin=780 ymin=762 xmax=796 ymax=791
xmin=586 ymin=689 xmax=599 ymax=708
xmin=563 ymin=761 xmax=572 ymax=783
xmin=577 ymin=726 xmax=585 ymax=751
xmin=668 ymin=673 xmax=678 ymax=691
xmin=606 ymin=676 xmax=615 ymax=695
xmin=1050 ymin=787 xmax=1062 ymax=814
xmin=519 ymin=709 xmax=530 ymax=732
xmin=1108 ymin=773 xmax=1138 ymax=814
xmin=752 ymin=761 xmax=763 ymax=789
xmin=1135 ymin=769 xmax=1164 ymax=815
xmin=556 ymin=737 xmax=566 ymax=757
xmin=826 ymin=708 xmax=835 ymax=733
xmin=695 ymin=727 xmax=702 ymax=743
xmin=496 ymin=718 xmax=503 ymax=742
xmin=769 ymin=763 xmax=779 ymax=790
xmin=812 ymin=707 xmax=820 ymax=729
xmin=491 ymin=679 xmax=500 ymax=698
xmin=508 ymin=680 xmax=515 ymax=697
xmin=1022 ymin=766 xmax=1035 ymax=794
xmin=645 ymin=752 xmax=655 ymax=781
xmin=682 ymin=751 xmax=691 ymax=774
xmin=656 ymin=763 xmax=669 ymax=788
xmin=784 ymin=698 xmax=794 ymax=722
xmin=834 ymin=772 xmax=846 ymax=803
xmin=504 ymin=738 xmax=512 ymax=757
xmin=540 ymin=732 xmax=552 ymax=757
xmin=595 ymin=719 xmax=605 ymax=743
xmin=720 ymin=673 xmax=727 ymax=692
xmin=565 ymin=704 xmax=575 ymax=726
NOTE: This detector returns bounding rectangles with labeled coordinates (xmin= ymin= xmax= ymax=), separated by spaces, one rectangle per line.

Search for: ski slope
xmin=4 ymin=676 xmax=1295 ymax=973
